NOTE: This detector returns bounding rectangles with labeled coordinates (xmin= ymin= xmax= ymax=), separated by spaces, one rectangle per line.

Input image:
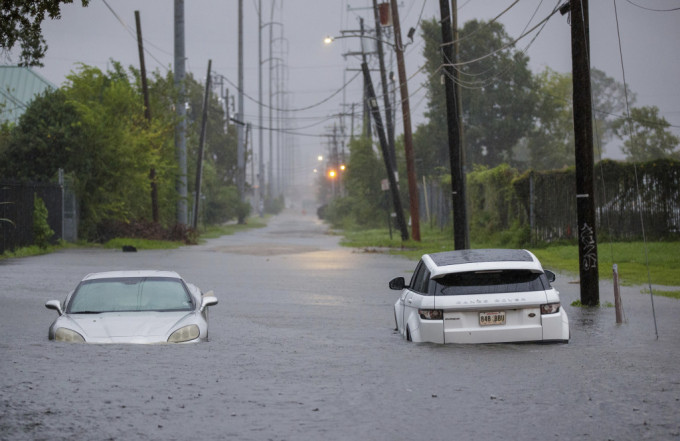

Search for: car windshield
xmin=67 ymin=277 xmax=193 ymax=313
xmin=433 ymin=270 xmax=548 ymax=296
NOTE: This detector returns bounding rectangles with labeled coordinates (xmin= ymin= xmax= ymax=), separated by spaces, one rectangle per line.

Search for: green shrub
xmin=33 ymin=194 xmax=54 ymax=249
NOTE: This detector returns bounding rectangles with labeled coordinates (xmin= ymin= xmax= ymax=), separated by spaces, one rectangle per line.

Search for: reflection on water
xmin=566 ymin=300 xmax=660 ymax=347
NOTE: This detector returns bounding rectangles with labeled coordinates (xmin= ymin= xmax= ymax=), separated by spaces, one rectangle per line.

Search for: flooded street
xmin=1 ymin=211 xmax=679 ymax=440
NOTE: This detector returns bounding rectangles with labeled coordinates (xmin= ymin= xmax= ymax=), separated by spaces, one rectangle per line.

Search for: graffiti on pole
xmin=580 ymin=222 xmax=597 ymax=271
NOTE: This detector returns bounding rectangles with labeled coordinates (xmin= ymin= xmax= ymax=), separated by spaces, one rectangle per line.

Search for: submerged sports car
xmin=46 ymin=270 xmax=217 ymax=344
xmin=389 ymin=249 xmax=569 ymax=344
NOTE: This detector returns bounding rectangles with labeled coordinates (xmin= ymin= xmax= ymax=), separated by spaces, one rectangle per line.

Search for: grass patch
xmin=199 ymin=216 xmax=268 ymax=240
xmin=570 ymin=300 xmax=614 ymax=308
xmin=1 ymin=216 xmax=270 ymax=259
xmin=338 ymin=225 xmax=680 ymax=288
xmin=102 ymin=237 xmax=184 ymax=250
xmin=642 ymin=289 xmax=680 ymax=300
xmin=0 ymin=243 xmax=62 ymax=259
xmin=532 ymin=241 xmax=680 ymax=287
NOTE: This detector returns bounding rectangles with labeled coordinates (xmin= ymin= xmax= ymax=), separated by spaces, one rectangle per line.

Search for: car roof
xmin=81 ymin=270 xmax=182 ymax=281
xmin=423 ymin=249 xmax=544 ymax=278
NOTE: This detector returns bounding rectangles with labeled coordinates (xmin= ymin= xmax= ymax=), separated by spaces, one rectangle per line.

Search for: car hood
xmin=62 ymin=311 xmax=195 ymax=343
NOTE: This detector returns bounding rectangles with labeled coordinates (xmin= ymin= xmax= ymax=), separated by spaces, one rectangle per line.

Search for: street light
xmin=325 ymin=1 xmax=420 ymax=241
xmin=324 ymin=33 xmax=396 ymax=48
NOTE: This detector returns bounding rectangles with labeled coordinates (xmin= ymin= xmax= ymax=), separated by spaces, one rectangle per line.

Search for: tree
xmin=612 ymin=105 xmax=680 ymax=161
xmin=522 ymin=68 xmax=574 ymax=170
xmin=590 ymin=67 xmax=636 ymax=152
xmin=181 ymin=73 xmax=245 ymax=225
xmin=1 ymin=0 xmax=89 ymax=66
xmin=412 ymin=19 xmax=449 ymax=179
xmin=0 ymin=88 xmax=82 ymax=180
xmin=517 ymin=67 xmax=634 ymax=170
xmin=324 ymin=136 xmax=385 ymax=228
xmin=457 ymin=20 xmax=537 ymax=168
xmin=0 ymin=63 xmax=174 ymax=239
xmin=62 ymin=64 xmax=158 ymax=237
xmin=414 ymin=19 xmax=537 ymax=171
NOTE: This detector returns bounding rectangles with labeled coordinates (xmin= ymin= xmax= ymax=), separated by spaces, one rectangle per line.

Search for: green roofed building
xmin=0 ymin=66 xmax=55 ymax=125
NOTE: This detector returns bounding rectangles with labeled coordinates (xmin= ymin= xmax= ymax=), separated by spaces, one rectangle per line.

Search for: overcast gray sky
xmin=10 ymin=0 xmax=680 ymax=177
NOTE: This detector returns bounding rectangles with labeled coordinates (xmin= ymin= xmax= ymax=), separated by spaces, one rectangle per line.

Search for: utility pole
xmin=257 ymin=0 xmax=264 ymax=216
xmin=362 ymin=62 xmax=409 ymax=241
xmin=359 ymin=18 xmax=372 ymax=139
xmin=452 ymin=0 xmax=468 ymax=248
xmin=135 ymin=10 xmax=159 ymax=224
xmin=237 ymin=0 xmax=246 ymax=222
xmin=372 ymin=0 xmax=395 ymax=169
xmin=192 ymin=60 xmax=212 ymax=230
xmin=246 ymin=123 xmax=252 ymax=192
xmin=268 ymin=0 xmax=275 ymax=198
xmin=439 ymin=0 xmax=468 ymax=249
xmin=570 ymin=0 xmax=599 ymax=305
xmin=174 ymin=0 xmax=188 ymax=225
xmin=389 ymin=0 xmax=420 ymax=241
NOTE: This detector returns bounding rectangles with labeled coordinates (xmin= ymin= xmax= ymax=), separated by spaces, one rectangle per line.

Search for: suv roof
xmin=82 ymin=270 xmax=182 ymax=281
xmin=423 ymin=249 xmax=544 ymax=278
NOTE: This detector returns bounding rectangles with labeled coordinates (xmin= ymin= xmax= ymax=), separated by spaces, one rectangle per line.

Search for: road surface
xmin=1 ymin=211 xmax=678 ymax=440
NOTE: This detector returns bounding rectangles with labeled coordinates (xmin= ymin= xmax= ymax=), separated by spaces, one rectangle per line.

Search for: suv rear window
xmin=433 ymin=270 xmax=548 ymax=296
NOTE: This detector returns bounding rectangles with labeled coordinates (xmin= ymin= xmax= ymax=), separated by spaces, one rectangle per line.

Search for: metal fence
xmin=519 ymin=161 xmax=680 ymax=242
xmin=0 ymin=181 xmax=63 ymax=254
xmin=419 ymin=160 xmax=680 ymax=242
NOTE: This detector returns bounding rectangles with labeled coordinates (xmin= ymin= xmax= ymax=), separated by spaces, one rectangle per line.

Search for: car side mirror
xmin=544 ymin=270 xmax=556 ymax=283
xmin=389 ymin=277 xmax=406 ymax=290
xmin=45 ymin=300 xmax=63 ymax=316
xmin=200 ymin=291 xmax=218 ymax=312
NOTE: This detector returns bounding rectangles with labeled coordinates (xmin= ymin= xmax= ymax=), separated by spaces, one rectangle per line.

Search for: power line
xmin=218 ymin=70 xmax=361 ymax=112
xmin=100 ymin=0 xmax=170 ymax=71
xmin=624 ymin=0 xmax=680 ymax=12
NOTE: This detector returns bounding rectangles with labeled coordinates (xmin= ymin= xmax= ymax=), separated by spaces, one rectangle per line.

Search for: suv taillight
xmin=419 ymin=309 xmax=443 ymax=320
xmin=540 ymin=302 xmax=561 ymax=315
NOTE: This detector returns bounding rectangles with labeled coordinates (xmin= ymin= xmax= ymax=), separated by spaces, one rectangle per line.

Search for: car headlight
xmin=418 ymin=309 xmax=443 ymax=320
xmin=540 ymin=302 xmax=561 ymax=315
xmin=167 ymin=325 xmax=200 ymax=343
xmin=55 ymin=328 xmax=85 ymax=343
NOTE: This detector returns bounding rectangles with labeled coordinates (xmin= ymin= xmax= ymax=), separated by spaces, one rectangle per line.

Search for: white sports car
xmin=46 ymin=270 xmax=218 ymax=344
xmin=389 ymin=249 xmax=569 ymax=344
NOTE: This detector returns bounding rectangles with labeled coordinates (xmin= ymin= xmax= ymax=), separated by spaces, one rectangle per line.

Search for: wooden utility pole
xmin=389 ymin=0 xmax=420 ymax=241
xmin=439 ymin=0 xmax=467 ymax=249
xmin=192 ymin=60 xmax=212 ymax=229
xmin=237 ymin=0 xmax=246 ymax=222
xmin=570 ymin=0 xmax=599 ymax=305
xmin=135 ymin=10 xmax=159 ymax=223
xmin=372 ymin=0 xmax=395 ymax=169
xmin=362 ymin=62 xmax=409 ymax=241
xmin=359 ymin=18 xmax=372 ymax=139
xmin=174 ymin=0 xmax=188 ymax=225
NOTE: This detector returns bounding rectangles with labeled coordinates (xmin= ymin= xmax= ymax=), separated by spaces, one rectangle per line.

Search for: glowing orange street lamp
xmin=328 ymin=169 xmax=337 ymax=179
xmin=339 ymin=164 xmax=346 ymax=171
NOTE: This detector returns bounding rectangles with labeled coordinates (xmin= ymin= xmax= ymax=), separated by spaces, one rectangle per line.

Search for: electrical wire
xmin=219 ymin=70 xmax=361 ymax=113
xmin=624 ymin=0 xmax=680 ymax=11
xmin=441 ymin=4 xmax=563 ymax=69
xmin=100 ymin=0 xmax=171 ymax=71
xmin=613 ymin=0 xmax=658 ymax=338
xmin=440 ymin=0 xmax=522 ymax=48
xmin=437 ymin=0 xmax=558 ymax=92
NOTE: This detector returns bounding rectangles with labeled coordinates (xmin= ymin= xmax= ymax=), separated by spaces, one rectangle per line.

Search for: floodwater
xmin=1 ymin=212 xmax=678 ymax=440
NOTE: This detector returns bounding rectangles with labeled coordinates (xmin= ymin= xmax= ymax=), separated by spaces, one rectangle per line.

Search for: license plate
xmin=479 ymin=311 xmax=506 ymax=326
